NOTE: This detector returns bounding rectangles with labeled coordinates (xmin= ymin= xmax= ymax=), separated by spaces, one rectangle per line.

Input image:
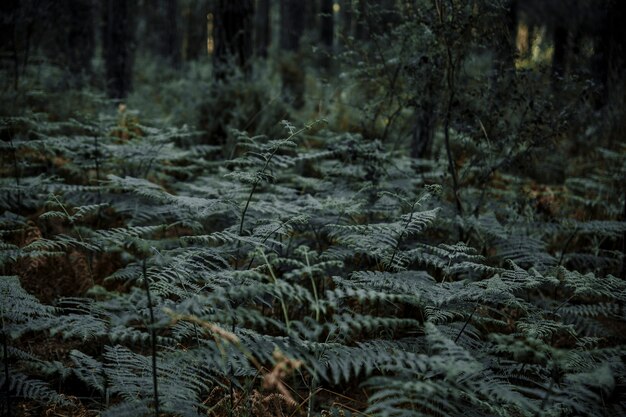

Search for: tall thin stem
xmin=2 ymin=328 xmax=11 ymax=417
xmin=142 ymin=259 xmax=160 ymax=417
xmin=9 ymin=139 xmax=20 ymax=208
xmin=260 ymin=250 xmax=290 ymax=330
xmin=239 ymin=121 xmax=323 ymax=237
xmin=51 ymin=194 xmax=94 ymax=285
xmin=455 ymin=304 xmax=477 ymax=343
xmin=434 ymin=0 xmax=463 ymax=218
xmin=304 ymin=250 xmax=320 ymax=322
xmin=387 ymin=199 xmax=419 ymax=271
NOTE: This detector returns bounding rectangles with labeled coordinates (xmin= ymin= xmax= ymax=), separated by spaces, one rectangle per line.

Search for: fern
xmin=2 ymin=72 xmax=625 ymax=417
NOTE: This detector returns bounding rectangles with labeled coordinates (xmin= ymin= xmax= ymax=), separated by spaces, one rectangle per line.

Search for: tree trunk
xmin=340 ymin=0 xmax=353 ymax=43
xmin=355 ymin=0 xmax=369 ymax=41
xmin=488 ymin=0 xmax=517 ymax=98
xmin=103 ymin=0 xmax=135 ymax=99
xmin=378 ymin=0 xmax=400 ymax=33
xmin=551 ymin=25 xmax=567 ymax=86
xmin=607 ymin=1 xmax=626 ymax=83
xmin=213 ymin=0 xmax=253 ymax=79
xmin=320 ymin=0 xmax=334 ymax=68
xmin=592 ymin=0 xmax=626 ymax=107
xmin=279 ymin=0 xmax=305 ymax=108
xmin=320 ymin=0 xmax=334 ymax=48
xmin=280 ymin=0 xmax=304 ymax=52
xmin=498 ymin=0 xmax=518 ymax=76
xmin=516 ymin=19 xmax=531 ymax=59
xmin=162 ymin=0 xmax=181 ymax=67
xmin=411 ymin=106 xmax=434 ymax=160
xmin=140 ymin=0 xmax=181 ymax=67
xmin=67 ymin=0 xmax=95 ymax=79
xmin=622 ymin=198 xmax=626 ymax=279
xmin=255 ymin=0 xmax=270 ymax=58
xmin=305 ymin=0 xmax=319 ymax=33
xmin=183 ymin=0 xmax=209 ymax=61
xmin=355 ymin=0 xmax=398 ymax=41
xmin=0 ymin=0 xmax=20 ymax=90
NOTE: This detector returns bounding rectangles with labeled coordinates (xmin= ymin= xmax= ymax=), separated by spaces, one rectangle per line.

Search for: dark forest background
xmin=2 ymin=0 xmax=625 ymax=139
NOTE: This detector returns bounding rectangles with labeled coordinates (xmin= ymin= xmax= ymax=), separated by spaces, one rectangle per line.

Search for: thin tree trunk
xmin=163 ymin=0 xmax=181 ymax=68
xmin=213 ymin=0 xmax=254 ymax=79
xmin=183 ymin=0 xmax=209 ymax=61
xmin=255 ymin=0 xmax=270 ymax=58
xmin=320 ymin=0 xmax=334 ymax=68
xmin=320 ymin=0 xmax=334 ymax=48
xmin=280 ymin=0 xmax=304 ymax=52
xmin=67 ymin=0 xmax=95 ymax=81
xmin=340 ymin=0 xmax=353 ymax=43
xmin=305 ymin=0 xmax=319 ymax=33
xmin=411 ymin=106 xmax=433 ymax=160
xmin=593 ymin=0 xmax=626 ymax=108
xmin=552 ymin=25 xmax=567 ymax=87
xmin=1 ymin=0 xmax=20 ymax=90
xmin=355 ymin=0 xmax=369 ymax=41
xmin=621 ymin=198 xmax=626 ymax=279
xmin=279 ymin=0 xmax=305 ymax=108
xmin=103 ymin=0 xmax=135 ymax=99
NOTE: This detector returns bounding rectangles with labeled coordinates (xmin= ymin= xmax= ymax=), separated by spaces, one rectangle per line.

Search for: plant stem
xmin=539 ymin=365 xmax=557 ymax=414
xmin=260 ymin=250 xmax=290 ymax=330
xmin=306 ymin=376 xmax=317 ymax=417
xmin=2 ymin=328 xmax=10 ymax=417
xmin=239 ymin=121 xmax=323 ymax=237
xmin=51 ymin=194 xmax=94 ymax=285
xmin=455 ymin=304 xmax=477 ymax=343
xmin=434 ymin=0 xmax=463 ymax=218
xmin=387 ymin=199 xmax=419 ymax=271
xmin=142 ymin=259 xmax=160 ymax=417
xmin=558 ymin=227 xmax=578 ymax=267
xmin=9 ymin=139 xmax=20 ymax=208
xmin=304 ymin=250 xmax=320 ymax=322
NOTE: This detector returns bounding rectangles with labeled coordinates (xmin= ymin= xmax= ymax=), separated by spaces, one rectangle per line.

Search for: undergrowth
xmin=1 ymin=88 xmax=625 ymax=417
xmin=1 ymin=2 xmax=625 ymax=415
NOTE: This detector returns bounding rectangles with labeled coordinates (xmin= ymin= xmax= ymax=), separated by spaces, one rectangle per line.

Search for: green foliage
xmin=1 ymin=1 xmax=625 ymax=416
xmin=1 ymin=97 xmax=624 ymax=416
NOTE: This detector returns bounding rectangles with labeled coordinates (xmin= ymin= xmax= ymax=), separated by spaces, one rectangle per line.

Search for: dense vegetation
xmin=1 ymin=1 xmax=625 ymax=416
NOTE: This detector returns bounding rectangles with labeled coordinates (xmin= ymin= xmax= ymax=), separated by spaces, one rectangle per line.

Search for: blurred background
xmin=0 ymin=0 xmax=624 ymax=156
